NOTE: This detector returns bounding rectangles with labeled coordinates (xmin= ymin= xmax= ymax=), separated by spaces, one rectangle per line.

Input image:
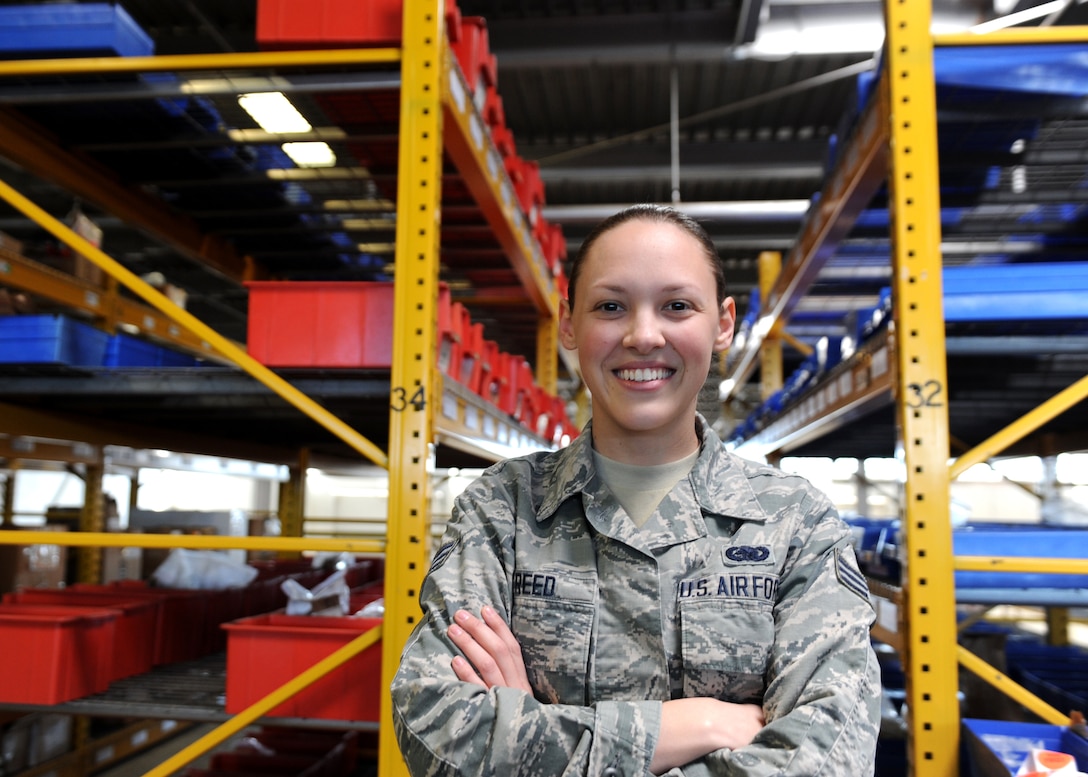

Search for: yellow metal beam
xmin=957 ymin=646 xmax=1069 ymax=726
xmin=0 ymin=177 xmax=389 ymax=470
xmin=141 ymin=626 xmax=382 ymax=777
xmin=380 ymin=4 xmax=445 ymax=777
xmin=0 ymin=529 xmax=383 ymax=555
xmin=0 ymin=48 xmax=400 ymax=77
xmin=955 ymin=556 xmax=1088 ymax=575
xmin=884 ymin=0 xmax=959 ymax=773
xmin=950 ymin=373 xmax=1088 ymax=480
xmin=935 ymin=26 xmax=1088 ymax=46
xmin=777 ymin=329 xmax=814 ymax=357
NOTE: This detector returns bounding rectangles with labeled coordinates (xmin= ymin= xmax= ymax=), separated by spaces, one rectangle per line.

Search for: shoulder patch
xmin=835 ymin=548 xmax=871 ymax=601
xmin=428 ymin=539 xmax=459 ymax=574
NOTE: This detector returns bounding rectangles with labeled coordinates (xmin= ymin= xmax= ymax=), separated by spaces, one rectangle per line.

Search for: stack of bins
xmin=0 ymin=604 xmax=118 ymax=703
xmin=3 ymin=589 xmax=158 ymax=681
xmin=72 ymin=582 xmax=209 ymax=665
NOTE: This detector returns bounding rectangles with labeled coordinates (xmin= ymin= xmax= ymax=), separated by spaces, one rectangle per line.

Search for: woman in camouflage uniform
xmin=391 ymin=204 xmax=881 ymax=776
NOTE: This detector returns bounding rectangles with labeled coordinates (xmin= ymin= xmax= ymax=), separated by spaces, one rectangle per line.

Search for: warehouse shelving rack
xmin=0 ymin=4 xmax=558 ymax=777
xmin=722 ymin=3 xmax=1088 ymax=775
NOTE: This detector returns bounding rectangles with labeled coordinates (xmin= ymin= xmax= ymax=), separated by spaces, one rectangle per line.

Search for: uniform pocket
xmin=679 ymin=598 xmax=773 ymax=702
xmin=513 ymin=595 xmax=595 ymax=704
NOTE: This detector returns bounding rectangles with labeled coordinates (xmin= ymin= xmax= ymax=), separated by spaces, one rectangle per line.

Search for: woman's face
xmin=559 ymin=218 xmax=735 ymax=460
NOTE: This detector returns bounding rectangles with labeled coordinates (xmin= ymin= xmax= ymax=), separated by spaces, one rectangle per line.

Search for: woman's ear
xmin=559 ymin=298 xmax=577 ymax=351
xmin=714 ymin=297 xmax=736 ymax=353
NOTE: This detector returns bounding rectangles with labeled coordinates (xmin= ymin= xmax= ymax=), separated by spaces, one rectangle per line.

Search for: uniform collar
xmin=536 ymin=414 xmax=771 ymax=525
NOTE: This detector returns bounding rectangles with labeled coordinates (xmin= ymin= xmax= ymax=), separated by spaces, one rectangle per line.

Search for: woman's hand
xmin=447 ymin=606 xmax=533 ymax=693
xmin=650 ymin=698 xmax=766 ymax=774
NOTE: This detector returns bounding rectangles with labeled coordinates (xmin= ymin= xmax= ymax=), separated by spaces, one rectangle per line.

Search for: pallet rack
xmin=722 ymin=3 xmax=1088 ymax=775
xmin=0 ymin=3 xmax=558 ymax=777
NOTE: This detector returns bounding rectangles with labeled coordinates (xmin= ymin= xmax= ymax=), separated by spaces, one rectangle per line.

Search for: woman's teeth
xmin=615 ymin=368 xmax=673 ymax=382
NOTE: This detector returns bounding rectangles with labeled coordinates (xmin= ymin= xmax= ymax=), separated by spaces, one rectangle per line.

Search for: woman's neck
xmin=590 ymin=424 xmax=700 ymax=466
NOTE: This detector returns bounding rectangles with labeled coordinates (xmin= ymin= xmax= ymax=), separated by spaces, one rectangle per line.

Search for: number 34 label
xmin=391 ymin=386 xmax=427 ymax=412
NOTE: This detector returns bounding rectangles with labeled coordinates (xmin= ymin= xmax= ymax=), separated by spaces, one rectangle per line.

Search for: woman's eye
xmin=596 ymin=301 xmax=622 ymax=313
xmin=667 ymin=301 xmax=692 ymax=312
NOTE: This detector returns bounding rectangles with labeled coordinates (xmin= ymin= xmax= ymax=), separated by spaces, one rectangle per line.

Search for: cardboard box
xmin=101 ymin=546 xmax=143 ymax=584
xmin=0 ymin=526 xmax=68 ymax=594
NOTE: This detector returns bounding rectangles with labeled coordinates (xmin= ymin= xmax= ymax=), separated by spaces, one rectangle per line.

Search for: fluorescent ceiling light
xmin=282 ymin=141 xmax=337 ymax=168
xmin=238 ymin=91 xmax=312 ymax=133
xmin=970 ymin=0 xmax=1070 ymax=33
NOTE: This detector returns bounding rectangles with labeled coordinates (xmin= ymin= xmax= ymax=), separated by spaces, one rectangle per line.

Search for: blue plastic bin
xmin=0 ymin=315 xmax=108 ymax=367
xmin=104 ymin=333 xmax=198 ymax=367
xmin=962 ymin=719 xmax=1088 ymax=777
xmin=0 ymin=4 xmax=154 ymax=58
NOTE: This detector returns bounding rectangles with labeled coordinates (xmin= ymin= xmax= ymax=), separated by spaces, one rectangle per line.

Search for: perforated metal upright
xmin=379 ymin=3 xmax=446 ymax=776
xmin=884 ymin=0 xmax=959 ymax=772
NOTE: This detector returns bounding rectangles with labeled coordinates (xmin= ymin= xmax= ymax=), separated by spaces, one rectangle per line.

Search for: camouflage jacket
xmin=391 ymin=415 xmax=880 ymax=777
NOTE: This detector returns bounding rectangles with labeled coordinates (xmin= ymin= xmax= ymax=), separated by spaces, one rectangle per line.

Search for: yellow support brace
xmin=950 ymin=373 xmax=1088 ymax=480
xmin=957 ymin=646 xmax=1070 ymax=726
xmin=0 ymin=177 xmax=389 ymax=470
xmin=142 ymin=627 xmax=382 ymax=777
xmin=884 ymin=1 xmax=959 ymax=774
xmin=379 ymin=3 xmax=445 ymax=777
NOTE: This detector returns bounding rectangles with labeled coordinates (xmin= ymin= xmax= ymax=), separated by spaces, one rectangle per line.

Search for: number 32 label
xmin=906 ymin=380 xmax=943 ymax=408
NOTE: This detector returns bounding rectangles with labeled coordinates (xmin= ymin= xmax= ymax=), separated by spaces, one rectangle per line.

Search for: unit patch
xmin=723 ymin=544 xmax=773 ymax=565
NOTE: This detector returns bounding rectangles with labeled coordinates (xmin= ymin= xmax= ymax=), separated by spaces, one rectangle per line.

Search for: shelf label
xmin=442 ymin=391 xmax=458 ymax=420
xmin=483 ymin=415 xmax=495 ymax=438
xmin=95 ymin=745 xmax=116 ymax=765
xmin=464 ymin=406 xmax=479 ymax=431
xmin=469 ymin=113 xmax=485 ymax=151
xmin=448 ymin=71 xmax=466 ymax=112
xmin=131 ymin=729 xmax=149 ymax=747
xmin=871 ymin=346 xmax=888 ymax=377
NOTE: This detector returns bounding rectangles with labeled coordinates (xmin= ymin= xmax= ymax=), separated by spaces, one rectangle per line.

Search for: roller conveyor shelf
xmin=0 ymin=652 xmax=378 ymax=731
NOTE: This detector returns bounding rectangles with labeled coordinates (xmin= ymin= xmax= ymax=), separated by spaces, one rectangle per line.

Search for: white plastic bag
xmin=151 ymin=548 xmax=259 ymax=590
xmin=282 ymin=568 xmax=349 ymax=616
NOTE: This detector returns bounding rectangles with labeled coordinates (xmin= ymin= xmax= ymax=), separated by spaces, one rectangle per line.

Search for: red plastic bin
xmin=246 ymin=282 xmax=394 ymax=369
xmin=247 ymin=282 xmax=451 ymax=369
xmin=257 ymin=0 xmax=460 ymax=49
xmin=0 ymin=605 xmax=118 ymax=703
xmin=77 ymin=582 xmax=208 ymax=665
xmin=223 ymin=614 xmax=382 ymax=722
xmin=4 ymin=589 xmax=157 ymax=680
xmin=452 ymin=16 xmax=497 ymax=104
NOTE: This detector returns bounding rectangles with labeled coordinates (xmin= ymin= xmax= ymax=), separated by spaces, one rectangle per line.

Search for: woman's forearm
xmin=650 ymin=698 xmax=766 ymax=774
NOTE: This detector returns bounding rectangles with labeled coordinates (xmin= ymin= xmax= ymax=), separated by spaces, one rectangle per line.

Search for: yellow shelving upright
xmin=379 ymin=3 xmax=445 ymax=777
xmin=882 ymin=1 xmax=959 ymax=774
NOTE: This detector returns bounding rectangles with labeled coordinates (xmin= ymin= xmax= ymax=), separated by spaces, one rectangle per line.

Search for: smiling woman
xmin=391 ymin=204 xmax=882 ymax=777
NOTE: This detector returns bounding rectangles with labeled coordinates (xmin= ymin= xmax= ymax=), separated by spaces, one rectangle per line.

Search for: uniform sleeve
xmin=390 ymin=472 xmax=662 ymax=777
xmin=672 ymin=488 xmax=881 ymax=777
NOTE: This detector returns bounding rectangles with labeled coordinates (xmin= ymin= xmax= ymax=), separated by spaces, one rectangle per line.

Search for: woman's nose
xmin=622 ymin=310 xmax=666 ymax=352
